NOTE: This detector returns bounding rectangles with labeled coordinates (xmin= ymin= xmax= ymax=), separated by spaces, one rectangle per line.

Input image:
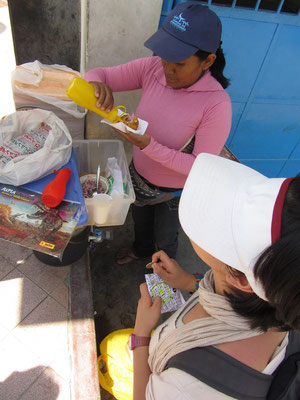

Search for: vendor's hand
xmin=89 ymin=81 xmax=114 ymax=112
xmin=134 ymin=283 xmax=162 ymax=337
xmin=112 ymin=126 xmax=151 ymax=150
xmin=152 ymin=250 xmax=197 ymax=292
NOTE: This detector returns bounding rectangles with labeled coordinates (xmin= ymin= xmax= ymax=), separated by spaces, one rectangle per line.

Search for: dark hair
xmin=195 ymin=46 xmax=230 ymax=89
xmin=224 ymin=176 xmax=300 ymax=332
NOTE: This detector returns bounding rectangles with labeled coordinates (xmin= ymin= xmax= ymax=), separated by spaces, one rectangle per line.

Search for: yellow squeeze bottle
xmin=66 ymin=77 xmax=124 ymax=122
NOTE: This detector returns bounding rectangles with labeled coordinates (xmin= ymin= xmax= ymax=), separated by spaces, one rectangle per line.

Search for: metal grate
xmin=169 ymin=0 xmax=300 ymax=15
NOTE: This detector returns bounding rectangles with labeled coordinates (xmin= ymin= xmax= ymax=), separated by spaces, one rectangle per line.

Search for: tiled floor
xmin=0 ymin=241 xmax=100 ymax=400
xmin=0 ymin=0 xmax=16 ymax=119
xmin=0 ymin=242 xmax=70 ymax=399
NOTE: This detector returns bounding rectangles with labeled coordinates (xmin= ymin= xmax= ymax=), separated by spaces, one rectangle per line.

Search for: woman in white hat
xmin=84 ymin=2 xmax=231 ymax=265
xmin=131 ymin=153 xmax=300 ymax=399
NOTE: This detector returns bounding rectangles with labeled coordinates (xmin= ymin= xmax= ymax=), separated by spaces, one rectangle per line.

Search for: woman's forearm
xmin=133 ymin=283 xmax=162 ymax=399
xmin=133 ymin=346 xmax=151 ymax=400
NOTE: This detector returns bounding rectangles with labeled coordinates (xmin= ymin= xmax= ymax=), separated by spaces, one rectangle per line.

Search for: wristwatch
xmin=128 ymin=334 xmax=150 ymax=350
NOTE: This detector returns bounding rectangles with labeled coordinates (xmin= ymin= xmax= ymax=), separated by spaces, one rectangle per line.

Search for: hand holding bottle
xmin=89 ymin=81 xmax=114 ymax=111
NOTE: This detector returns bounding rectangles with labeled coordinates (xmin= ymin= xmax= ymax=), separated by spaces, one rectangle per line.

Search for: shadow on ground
xmin=89 ymin=208 xmax=209 ymax=399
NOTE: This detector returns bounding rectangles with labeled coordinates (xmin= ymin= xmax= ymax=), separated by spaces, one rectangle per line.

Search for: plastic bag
xmin=105 ymin=157 xmax=124 ymax=198
xmin=0 ymin=109 xmax=72 ymax=186
xmin=98 ymin=328 xmax=134 ymax=400
xmin=11 ymin=61 xmax=87 ymax=118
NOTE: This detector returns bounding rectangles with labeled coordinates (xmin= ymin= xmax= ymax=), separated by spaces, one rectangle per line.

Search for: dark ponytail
xmin=253 ymin=176 xmax=300 ymax=331
xmin=195 ymin=46 xmax=230 ymax=89
xmin=224 ymin=176 xmax=300 ymax=332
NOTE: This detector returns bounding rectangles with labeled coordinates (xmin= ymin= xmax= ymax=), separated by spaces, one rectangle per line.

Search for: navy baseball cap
xmin=144 ymin=2 xmax=222 ymax=62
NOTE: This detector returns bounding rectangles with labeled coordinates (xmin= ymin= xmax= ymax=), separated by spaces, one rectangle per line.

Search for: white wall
xmin=0 ymin=4 xmax=16 ymax=118
xmin=85 ymin=0 xmax=163 ymax=159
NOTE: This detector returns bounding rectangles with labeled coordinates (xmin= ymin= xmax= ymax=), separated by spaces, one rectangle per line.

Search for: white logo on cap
xmin=170 ymin=13 xmax=189 ymax=32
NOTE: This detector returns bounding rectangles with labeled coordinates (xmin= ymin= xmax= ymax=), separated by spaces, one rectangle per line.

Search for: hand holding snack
xmin=111 ymin=126 xmax=151 ymax=149
xmin=134 ymin=283 xmax=162 ymax=336
xmin=145 ymin=273 xmax=185 ymax=314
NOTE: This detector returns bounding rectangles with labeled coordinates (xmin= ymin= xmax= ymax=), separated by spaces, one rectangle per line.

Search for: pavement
xmin=0 ymin=243 xmax=71 ymax=400
xmin=0 ymin=241 xmax=100 ymax=400
xmin=0 ymin=0 xmax=15 ymax=119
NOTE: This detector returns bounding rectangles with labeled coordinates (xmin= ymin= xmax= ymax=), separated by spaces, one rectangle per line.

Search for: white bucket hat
xmin=179 ymin=153 xmax=294 ymax=300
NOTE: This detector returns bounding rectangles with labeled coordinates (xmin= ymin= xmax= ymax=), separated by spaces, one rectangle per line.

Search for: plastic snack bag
xmin=105 ymin=157 xmax=125 ymax=198
xmin=145 ymin=273 xmax=186 ymax=313
xmin=0 ymin=109 xmax=72 ymax=186
xmin=11 ymin=60 xmax=86 ymax=119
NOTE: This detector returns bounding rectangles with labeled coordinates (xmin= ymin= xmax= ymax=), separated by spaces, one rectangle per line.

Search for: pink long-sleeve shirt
xmin=85 ymin=57 xmax=231 ymax=188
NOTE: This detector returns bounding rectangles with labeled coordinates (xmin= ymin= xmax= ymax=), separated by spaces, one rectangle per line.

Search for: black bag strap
xmin=165 ymin=346 xmax=272 ymax=400
xmin=164 ymin=331 xmax=300 ymax=400
xmin=267 ymin=332 xmax=300 ymax=400
xmin=267 ymin=352 xmax=300 ymax=400
xmin=285 ymin=331 xmax=300 ymax=358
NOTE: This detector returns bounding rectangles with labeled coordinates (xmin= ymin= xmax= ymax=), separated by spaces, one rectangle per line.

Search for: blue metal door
xmin=160 ymin=0 xmax=300 ymax=177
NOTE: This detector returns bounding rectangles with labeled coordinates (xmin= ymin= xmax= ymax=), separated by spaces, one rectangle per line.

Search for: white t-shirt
xmin=146 ymin=295 xmax=288 ymax=399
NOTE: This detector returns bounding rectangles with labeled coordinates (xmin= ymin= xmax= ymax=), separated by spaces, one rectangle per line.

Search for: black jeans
xmin=132 ymin=197 xmax=180 ymax=259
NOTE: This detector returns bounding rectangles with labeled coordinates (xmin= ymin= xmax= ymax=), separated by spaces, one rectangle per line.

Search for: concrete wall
xmin=85 ymin=0 xmax=163 ymax=161
xmin=0 ymin=4 xmax=16 ymax=118
xmin=8 ymin=0 xmax=80 ymax=71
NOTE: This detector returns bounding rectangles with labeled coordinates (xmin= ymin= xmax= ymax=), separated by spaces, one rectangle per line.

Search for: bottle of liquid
xmin=42 ymin=168 xmax=72 ymax=208
xmin=66 ymin=77 xmax=124 ymax=122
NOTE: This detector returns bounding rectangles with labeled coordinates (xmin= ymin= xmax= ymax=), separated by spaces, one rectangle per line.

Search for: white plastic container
xmin=73 ymin=140 xmax=135 ymax=226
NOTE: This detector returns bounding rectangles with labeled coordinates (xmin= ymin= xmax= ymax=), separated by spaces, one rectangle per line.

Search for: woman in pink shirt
xmin=84 ymin=2 xmax=232 ymax=264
